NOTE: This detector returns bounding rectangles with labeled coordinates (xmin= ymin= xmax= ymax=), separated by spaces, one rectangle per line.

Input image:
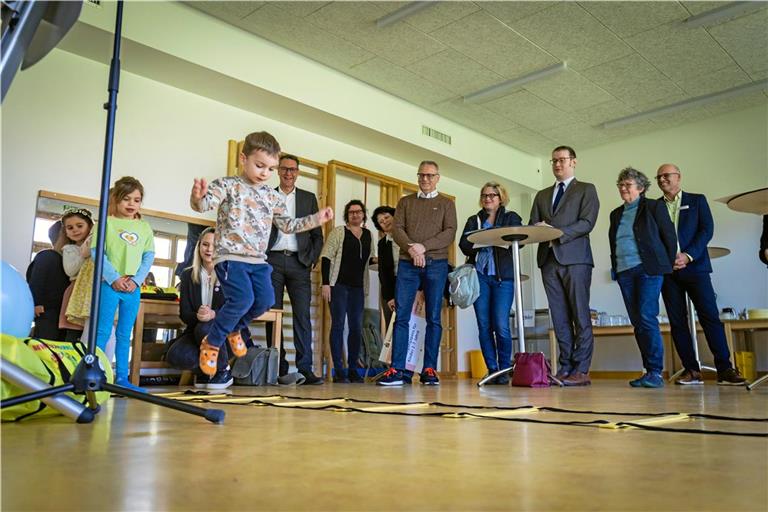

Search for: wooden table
xmin=130 ymin=299 xmax=283 ymax=385
xmin=722 ymin=318 xmax=768 ymax=350
xmin=548 ymin=319 xmax=767 ymax=376
xmin=548 ymin=324 xmax=679 ymax=374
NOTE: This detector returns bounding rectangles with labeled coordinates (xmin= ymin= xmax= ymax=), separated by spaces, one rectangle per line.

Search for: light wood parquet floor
xmin=2 ymin=379 xmax=767 ymax=511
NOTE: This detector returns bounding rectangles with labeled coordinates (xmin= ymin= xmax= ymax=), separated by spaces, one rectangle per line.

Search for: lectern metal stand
xmin=467 ymin=225 xmax=562 ymax=387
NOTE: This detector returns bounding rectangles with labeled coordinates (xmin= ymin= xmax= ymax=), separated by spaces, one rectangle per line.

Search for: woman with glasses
xmin=459 ymin=182 xmax=522 ymax=385
xmin=321 ymin=200 xmax=375 ymax=383
xmin=608 ymin=167 xmax=677 ymax=388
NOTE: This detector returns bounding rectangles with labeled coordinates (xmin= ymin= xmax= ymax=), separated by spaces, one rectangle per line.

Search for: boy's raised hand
xmin=317 ymin=207 xmax=334 ymax=224
xmin=190 ymin=178 xmax=208 ymax=207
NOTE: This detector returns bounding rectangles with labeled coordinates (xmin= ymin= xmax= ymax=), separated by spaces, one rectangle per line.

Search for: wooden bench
xmin=129 ymin=298 xmax=283 ymax=385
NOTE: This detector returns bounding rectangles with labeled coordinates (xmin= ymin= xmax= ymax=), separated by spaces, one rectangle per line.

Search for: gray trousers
xmin=541 ymin=252 xmax=594 ymax=374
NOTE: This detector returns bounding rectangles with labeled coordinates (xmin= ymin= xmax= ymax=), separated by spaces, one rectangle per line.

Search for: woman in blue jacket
xmin=459 ymin=182 xmax=522 ymax=385
xmin=608 ymin=167 xmax=677 ymax=388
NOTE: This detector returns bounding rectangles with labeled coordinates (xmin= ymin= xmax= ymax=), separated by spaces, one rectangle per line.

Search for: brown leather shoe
xmin=555 ymin=370 xmax=570 ymax=380
xmin=562 ymin=371 xmax=591 ymax=386
xmin=675 ymin=369 xmax=703 ymax=385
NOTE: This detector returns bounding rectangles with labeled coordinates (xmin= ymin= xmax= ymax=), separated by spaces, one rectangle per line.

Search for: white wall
xmin=4 ymin=48 xmax=764 ymax=374
xmin=553 ymin=104 xmax=768 ymax=371
xmin=1 ymin=49 xmax=518 ymax=371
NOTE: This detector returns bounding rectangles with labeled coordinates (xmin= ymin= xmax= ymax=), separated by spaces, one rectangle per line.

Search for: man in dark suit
xmin=530 ymin=145 xmax=599 ymax=386
xmin=266 ymin=154 xmax=324 ymax=384
xmin=656 ymin=163 xmax=746 ymax=386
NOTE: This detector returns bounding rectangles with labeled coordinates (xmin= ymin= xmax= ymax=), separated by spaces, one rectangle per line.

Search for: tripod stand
xmin=1 ymin=0 xmax=224 ymax=424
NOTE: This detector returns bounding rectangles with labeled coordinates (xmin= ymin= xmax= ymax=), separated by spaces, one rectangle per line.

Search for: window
xmin=148 ymin=231 xmax=186 ymax=289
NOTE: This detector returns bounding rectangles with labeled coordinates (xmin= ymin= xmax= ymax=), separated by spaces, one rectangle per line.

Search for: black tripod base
xmin=1 ymin=356 xmax=225 ymax=424
xmin=103 ymin=382 xmax=225 ymax=423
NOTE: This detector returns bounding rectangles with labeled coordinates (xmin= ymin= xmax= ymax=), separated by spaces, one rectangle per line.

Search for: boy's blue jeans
xmin=391 ymin=258 xmax=448 ymax=375
xmin=208 ymin=261 xmax=273 ymax=348
xmin=95 ymin=282 xmax=140 ymax=380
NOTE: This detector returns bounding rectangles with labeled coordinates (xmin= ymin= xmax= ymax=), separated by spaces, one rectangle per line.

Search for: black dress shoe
xmin=348 ymin=368 xmax=364 ymax=383
xmin=333 ymin=374 xmax=350 ymax=383
xmin=494 ymin=373 xmax=510 ymax=385
xmin=300 ymin=370 xmax=324 ymax=385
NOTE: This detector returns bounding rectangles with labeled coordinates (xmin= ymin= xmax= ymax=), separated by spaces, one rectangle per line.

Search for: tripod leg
xmin=478 ymin=367 xmax=514 ymax=387
xmin=1 ymin=360 xmax=95 ymax=423
xmin=103 ymin=382 xmax=225 ymax=423
xmin=747 ymin=373 xmax=768 ymax=391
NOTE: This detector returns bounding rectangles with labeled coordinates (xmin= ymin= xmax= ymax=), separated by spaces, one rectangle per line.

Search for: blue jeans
xmin=329 ymin=284 xmax=364 ymax=371
xmin=208 ymin=261 xmax=273 ymax=348
xmin=95 ymin=282 xmax=140 ymax=380
xmin=616 ymin=265 xmax=665 ymax=373
xmin=473 ymin=273 xmax=514 ymax=372
xmin=392 ymin=259 xmax=448 ymax=375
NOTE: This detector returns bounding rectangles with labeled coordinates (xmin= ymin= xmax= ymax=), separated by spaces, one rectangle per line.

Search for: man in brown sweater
xmin=378 ymin=161 xmax=457 ymax=386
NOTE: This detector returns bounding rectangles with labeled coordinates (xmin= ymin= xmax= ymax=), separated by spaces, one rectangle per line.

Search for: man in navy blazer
xmin=266 ymin=154 xmax=325 ymax=384
xmin=530 ymin=145 xmax=600 ymax=386
xmin=656 ymin=164 xmax=745 ymax=386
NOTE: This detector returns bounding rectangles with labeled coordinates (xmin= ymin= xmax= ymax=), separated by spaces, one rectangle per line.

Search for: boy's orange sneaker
xmin=199 ymin=337 xmax=219 ymax=377
xmin=227 ymin=331 xmax=248 ymax=358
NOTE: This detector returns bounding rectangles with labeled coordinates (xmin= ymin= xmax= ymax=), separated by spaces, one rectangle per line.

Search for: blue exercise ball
xmin=1 ymin=261 xmax=34 ymax=338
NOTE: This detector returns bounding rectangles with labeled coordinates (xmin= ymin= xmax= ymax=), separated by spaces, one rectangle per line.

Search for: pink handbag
xmin=511 ymin=352 xmax=551 ymax=387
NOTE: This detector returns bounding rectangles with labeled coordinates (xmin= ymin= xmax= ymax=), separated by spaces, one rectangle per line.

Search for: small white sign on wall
xmin=523 ymin=310 xmax=535 ymax=328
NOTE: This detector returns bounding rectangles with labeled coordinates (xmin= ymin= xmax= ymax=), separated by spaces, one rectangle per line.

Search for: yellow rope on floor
xmin=151 ymin=391 xmax=767 ymax=437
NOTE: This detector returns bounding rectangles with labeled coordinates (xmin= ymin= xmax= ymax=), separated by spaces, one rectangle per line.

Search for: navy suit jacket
xmin=659 ymin=191 xmax=714 ymax=275
xmin=267 ymin=187 xmax=324 ymax=268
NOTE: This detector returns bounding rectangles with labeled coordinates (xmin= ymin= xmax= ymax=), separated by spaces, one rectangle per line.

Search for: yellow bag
xmin=734 ymin=351 xmax=756 ymax=381
xmin=66 ymin=258 xmax=94 ymax=326
xmin=1 ymin=334 xmax=113 ymax=421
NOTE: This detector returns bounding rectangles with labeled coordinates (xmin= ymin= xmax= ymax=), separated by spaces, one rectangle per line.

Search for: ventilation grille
xmin=422 ymin=125 xmax=452 ymax=145
xmin=85 ymin=0 xmax=101 ymax=7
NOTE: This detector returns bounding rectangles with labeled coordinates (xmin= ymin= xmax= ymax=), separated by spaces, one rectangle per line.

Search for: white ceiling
xmin=187 ymin=1 xmax=768 ymax=156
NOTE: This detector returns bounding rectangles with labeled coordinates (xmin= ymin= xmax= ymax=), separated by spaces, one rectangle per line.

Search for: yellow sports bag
xmin=1 ymin=334 xmax=113 ymax=421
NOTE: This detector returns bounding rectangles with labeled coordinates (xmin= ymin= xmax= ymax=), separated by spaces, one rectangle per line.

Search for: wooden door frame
xmin=324 ymin=160 xmax=458 ymax=378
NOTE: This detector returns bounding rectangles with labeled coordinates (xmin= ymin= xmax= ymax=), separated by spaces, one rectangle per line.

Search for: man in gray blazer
xmin=266 ymin=154 xmax=325 ymax=384
xmin=530 ymin=145 xmax=600 ymax=386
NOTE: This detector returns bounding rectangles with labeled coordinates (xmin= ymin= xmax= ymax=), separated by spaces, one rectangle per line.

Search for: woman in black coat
xmin=372 ymin=205 xmax=397 ymax=329
xmin=459 ymin=181 xmax=522 ymax=385
xmin=608 ymin=167 xmax=677 ymax=389
xmin=167 ymin=227 xmax=247 ymax=389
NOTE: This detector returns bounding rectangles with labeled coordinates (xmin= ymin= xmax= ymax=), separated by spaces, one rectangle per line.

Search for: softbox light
xmin=1 ymin=0 xmax=82 ymax=102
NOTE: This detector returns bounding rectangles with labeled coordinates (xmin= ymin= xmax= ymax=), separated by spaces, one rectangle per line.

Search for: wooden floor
xmin=2 ymin=379 xmax=767 ymax=511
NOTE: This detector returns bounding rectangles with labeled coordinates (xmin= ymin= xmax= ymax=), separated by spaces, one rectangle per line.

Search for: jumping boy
xmin=190 ymin=131 xmax=333 ymax=375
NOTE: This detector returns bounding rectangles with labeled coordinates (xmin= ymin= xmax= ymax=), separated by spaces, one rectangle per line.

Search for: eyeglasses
xmin=416 ymin=173 xmax=439 ymax=180
xmin=616 ymin=182 xmax=637 ymax=189
xmin=278 ymin=166 xmax=299 ymax=173
xmin=550 ymin=157 xmax=573 ymax=165
xmin=480 ymin=193 xmax=499 ymax=199
xmin=347 ymin=209 xmax=364 ymax=215
xmin=656 ymin=173 xmax=679 ymax=181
